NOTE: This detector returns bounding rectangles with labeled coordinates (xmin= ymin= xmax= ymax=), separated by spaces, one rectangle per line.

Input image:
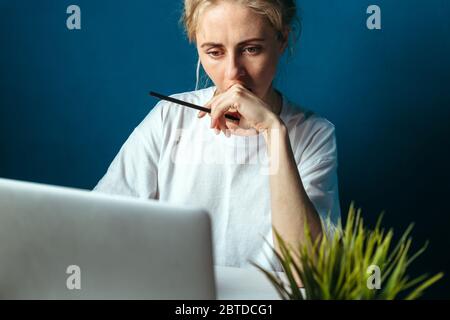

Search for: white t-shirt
xmin=94 ymin=86 xmax=341 ymax=271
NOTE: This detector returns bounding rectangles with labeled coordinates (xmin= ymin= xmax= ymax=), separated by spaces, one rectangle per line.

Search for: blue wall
xmin=1 ymin=1 xmax=449 ymax=298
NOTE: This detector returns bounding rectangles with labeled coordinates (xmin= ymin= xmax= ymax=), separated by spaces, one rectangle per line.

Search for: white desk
xmin=214 ymin=266 xmax=289 ymax=300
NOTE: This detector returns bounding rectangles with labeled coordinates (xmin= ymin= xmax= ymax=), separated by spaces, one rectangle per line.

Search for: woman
xmin=94 ymin=0 xmax=341 ymax=272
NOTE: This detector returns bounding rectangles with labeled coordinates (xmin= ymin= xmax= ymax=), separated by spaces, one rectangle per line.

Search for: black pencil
xmin=149 ymin=91 xmax=240 ymax=122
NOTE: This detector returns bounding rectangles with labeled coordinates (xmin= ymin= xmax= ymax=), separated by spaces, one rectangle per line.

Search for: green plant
xmin=252 ymin=202 xmax=444 ymax=300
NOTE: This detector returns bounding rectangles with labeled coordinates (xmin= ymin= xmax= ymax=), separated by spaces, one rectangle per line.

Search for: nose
xmin=225 ymin=53 xmax=246 ymax=83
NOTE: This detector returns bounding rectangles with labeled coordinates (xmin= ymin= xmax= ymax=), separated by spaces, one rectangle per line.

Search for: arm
xmin=263 ymin=118 xmax=323 ymax=251
xmin=206 ymin=84 xmax=340 ymax=281
xmin=93 ymin=103 xmax=163 ymax=199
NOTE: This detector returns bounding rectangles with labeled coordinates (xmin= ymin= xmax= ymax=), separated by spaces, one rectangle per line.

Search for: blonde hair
xmin=179 ymin=0 xmax=301 ymax=89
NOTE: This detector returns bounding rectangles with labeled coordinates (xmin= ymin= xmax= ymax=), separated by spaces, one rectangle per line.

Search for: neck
xmin=263 ymin=85 xmax=282 ymax=116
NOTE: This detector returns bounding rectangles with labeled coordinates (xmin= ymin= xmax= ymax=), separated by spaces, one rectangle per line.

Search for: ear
xmin=279 ymin=27 xmax=290 ymax=54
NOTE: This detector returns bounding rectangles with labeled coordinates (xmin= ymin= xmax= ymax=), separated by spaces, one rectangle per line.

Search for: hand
xmin=198 ymin=84 xmax=280 ymax=137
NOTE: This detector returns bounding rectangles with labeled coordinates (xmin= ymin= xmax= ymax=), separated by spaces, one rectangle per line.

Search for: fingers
xmin=212 ymin=97 xmax=232 ymax=136
xmin=199 ymin=91 xmax=227 ymax=120
xmin=205 ymin=93 xmax=232 ymax=136
xmin=200 ymin=86 xmax=248 ymax=137
xmin=210 ymin=115 xmax=229 ymax=136
xmin=219 ymin=116 xmax=231 ymax=137
xmin=197 ymin=110 xmax=207 ymax=118
xmin=198 ymin=102 xmax=213 ymax=119
xmin=199 ymin=93 xmax=220 ymax=119
xmin=210 ymin=97 xmax=238 ymax=137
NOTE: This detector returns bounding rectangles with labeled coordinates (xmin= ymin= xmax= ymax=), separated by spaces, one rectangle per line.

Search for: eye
xmin=243 ymin=46 xmax=262 ymax=55
xmin=207 ymin=50 xmax=223 ymax=58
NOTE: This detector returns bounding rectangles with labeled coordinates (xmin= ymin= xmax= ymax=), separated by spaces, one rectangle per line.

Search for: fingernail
xmin=214 ymin=128 xmax=220 ymax=135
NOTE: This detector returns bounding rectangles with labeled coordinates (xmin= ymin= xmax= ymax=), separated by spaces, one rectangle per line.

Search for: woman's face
xmin=195 ymin=1 xmax=288 ymax=100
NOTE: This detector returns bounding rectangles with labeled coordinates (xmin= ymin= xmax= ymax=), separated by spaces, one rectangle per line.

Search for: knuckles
xmin=208 ymin=84 xmax=247 ymax=118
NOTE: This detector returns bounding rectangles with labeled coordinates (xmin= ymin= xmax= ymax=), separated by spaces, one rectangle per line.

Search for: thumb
xmin=198 ymin=111 xmax=207 ymax=118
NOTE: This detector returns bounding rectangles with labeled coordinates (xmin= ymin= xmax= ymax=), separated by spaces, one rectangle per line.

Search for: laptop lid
xmin=0 ymin=178 xmax=216 ymax=299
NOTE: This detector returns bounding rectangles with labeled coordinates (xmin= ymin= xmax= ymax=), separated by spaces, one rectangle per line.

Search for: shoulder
xmin=281 ymin=96 xmax=336 ymax=141
xmin=138 ymin=86 xmax=215 ymax=131
xmin=280 ymin=95 xmax=338 ymax=165
xmin=153 ymin=86 xmax=214 ymax=121
xmin=168 ymin=86 xmax=214 ymax=105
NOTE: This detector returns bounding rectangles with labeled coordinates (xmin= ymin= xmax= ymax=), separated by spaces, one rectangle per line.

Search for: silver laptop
xmin=0 ymin=177 xmax=216 ymax=299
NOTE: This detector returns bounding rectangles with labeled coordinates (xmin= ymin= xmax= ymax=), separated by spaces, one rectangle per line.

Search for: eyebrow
xmin=200 ymin=38 xmax=265 ymax=48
